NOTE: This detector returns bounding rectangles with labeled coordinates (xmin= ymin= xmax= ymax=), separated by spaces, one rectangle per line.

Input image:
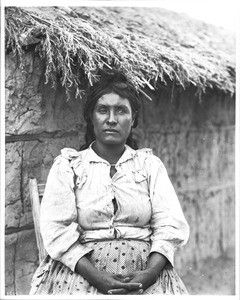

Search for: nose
xmin=107 ymin=110 xmax=117 ymax=125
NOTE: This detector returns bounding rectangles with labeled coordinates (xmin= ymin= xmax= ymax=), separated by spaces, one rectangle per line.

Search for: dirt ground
xmin=181 ymin=255 xmax=235 ymax=295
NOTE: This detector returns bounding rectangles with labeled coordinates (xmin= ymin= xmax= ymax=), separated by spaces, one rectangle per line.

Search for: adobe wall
xmin=139 ymin=87 xmax=235 ymax=274
xmin=5 ymin=53 xmax=235 ymax=294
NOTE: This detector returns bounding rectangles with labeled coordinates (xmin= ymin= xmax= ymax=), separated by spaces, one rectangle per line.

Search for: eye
xmin=117 ymin=107 xmax=127 ymax=114
xmin=97 ymin=107 xmax=108 ymax=114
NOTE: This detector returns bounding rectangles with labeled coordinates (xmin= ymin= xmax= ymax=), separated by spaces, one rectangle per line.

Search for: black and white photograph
xmin=1 ymin=0 xmax=239 ymax=298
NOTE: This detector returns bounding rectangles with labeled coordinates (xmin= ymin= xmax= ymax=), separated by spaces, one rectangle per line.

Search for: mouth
xmin=104 ymin=129 xmax=118 ymax=134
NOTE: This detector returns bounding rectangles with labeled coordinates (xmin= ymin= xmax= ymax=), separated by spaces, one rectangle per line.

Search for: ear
xmin=131 ymin=117 xmax=135 ymax=127
xmin=131 ymin=112 xmax=136 ymax=127
xmin=89 ymin=112 xmax=93 ymax=122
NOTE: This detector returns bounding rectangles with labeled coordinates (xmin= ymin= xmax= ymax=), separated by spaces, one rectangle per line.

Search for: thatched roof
xmin=5 ymin=6 xmax=235 ymax=99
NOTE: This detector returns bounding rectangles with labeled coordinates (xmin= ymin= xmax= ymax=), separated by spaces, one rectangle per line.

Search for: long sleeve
xmin=147 ymin=155 xmax=190 ymax=266
xmin=40 ymin=153 xmax=93 ymax=272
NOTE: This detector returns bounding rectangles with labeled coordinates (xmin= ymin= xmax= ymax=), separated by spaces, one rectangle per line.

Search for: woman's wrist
xmin=75 ymin=255 xmax=100 ymax=286
xmin=145 ymin=267 xmax=159 ymax=280
xmin=146 ymin=252 xmax=168 ymax=279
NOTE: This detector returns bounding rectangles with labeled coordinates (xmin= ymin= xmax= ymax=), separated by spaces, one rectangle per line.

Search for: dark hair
xmin=80 ymin=69 xmax=141 ymax=150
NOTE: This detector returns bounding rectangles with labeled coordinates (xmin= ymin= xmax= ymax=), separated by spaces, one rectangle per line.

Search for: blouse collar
xmin=87 ymin=142 xmax=136 ymax=166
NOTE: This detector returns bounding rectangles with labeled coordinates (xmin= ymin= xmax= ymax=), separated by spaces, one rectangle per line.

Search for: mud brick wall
xmin=5 ymin=52 xmax=85 ymax=294
xmin=5 ymin=52 xmax=235 ymax=294
xmin=139 ymin=88 xmax=235 ymax=274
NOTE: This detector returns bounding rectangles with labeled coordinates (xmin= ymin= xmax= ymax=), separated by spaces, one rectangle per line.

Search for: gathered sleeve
xmin=40 ymin=149 xmax=93 ymax=272
xmin=146 ymin=155 xmax=190 ymax=267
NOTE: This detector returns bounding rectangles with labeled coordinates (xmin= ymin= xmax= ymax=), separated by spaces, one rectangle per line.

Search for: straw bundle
xmin=5 ymin=6 xmax=235 ymax=100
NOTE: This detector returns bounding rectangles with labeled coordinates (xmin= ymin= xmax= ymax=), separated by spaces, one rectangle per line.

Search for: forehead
xmin=95 ymin=92 xmax=131 ymax=108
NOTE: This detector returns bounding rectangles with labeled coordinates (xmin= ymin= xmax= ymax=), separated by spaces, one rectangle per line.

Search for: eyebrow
xmin=96 ymin=104 xmax=130 ymax=109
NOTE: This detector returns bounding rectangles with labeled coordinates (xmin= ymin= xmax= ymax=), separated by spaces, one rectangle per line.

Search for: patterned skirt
xmin=29 ymin=239 xmax=188 ymax=295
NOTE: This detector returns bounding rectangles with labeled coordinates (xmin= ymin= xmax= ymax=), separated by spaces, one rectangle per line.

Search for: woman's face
xmin=92 ymin=92 xmax=134 ymax=147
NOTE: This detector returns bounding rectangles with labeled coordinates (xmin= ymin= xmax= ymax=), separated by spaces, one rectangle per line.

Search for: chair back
xmin=29 ymin=178 xmax=47 ymax=262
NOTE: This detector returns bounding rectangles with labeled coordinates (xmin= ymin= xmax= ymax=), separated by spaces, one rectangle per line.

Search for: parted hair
xmin=80 ymin=69 xmax=141 ymax=150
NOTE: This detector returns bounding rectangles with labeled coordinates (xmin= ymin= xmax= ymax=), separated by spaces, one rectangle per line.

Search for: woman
xmin=30 ymin=70 xmax=190 ymax=295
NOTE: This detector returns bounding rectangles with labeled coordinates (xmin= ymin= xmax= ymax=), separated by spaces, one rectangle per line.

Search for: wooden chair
xmin=29 ymin=178 xmax=47 ymax=263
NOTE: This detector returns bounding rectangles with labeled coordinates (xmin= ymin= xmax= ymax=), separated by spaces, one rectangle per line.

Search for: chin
xmin=104 ymin=140 xmax=121 ymax=145
xmin=103 ymin=138 xmax=123 ymax=145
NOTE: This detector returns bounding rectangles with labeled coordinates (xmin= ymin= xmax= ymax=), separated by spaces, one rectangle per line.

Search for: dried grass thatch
xmin=5 ymin=6 xmax=235 ymax=99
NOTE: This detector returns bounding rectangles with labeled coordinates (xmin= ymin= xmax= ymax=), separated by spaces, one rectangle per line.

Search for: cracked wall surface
xmin=5 ymin=53 xmax=235 ymax=294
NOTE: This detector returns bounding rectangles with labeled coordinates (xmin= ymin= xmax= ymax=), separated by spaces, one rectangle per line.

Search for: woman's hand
xmin=108 ymin=269 xmax=155 ymax=294
xmin=75 ymin=256 xmax=142 ymax=294
xmin=108 ymin=252 xmax=168 ymax=294
xmin=93 ymin=272 xmax=143 ymax=294
xmin=75 ymin=251 xmax=167 ymax=294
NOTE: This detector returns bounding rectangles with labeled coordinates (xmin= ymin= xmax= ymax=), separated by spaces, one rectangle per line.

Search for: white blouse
xmin=40 ymin=144 xmax=189 ymax=272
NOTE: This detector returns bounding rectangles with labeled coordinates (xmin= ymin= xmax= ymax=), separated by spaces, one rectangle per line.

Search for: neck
xmin=92 ymin=141 xmax=125 ymax=164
